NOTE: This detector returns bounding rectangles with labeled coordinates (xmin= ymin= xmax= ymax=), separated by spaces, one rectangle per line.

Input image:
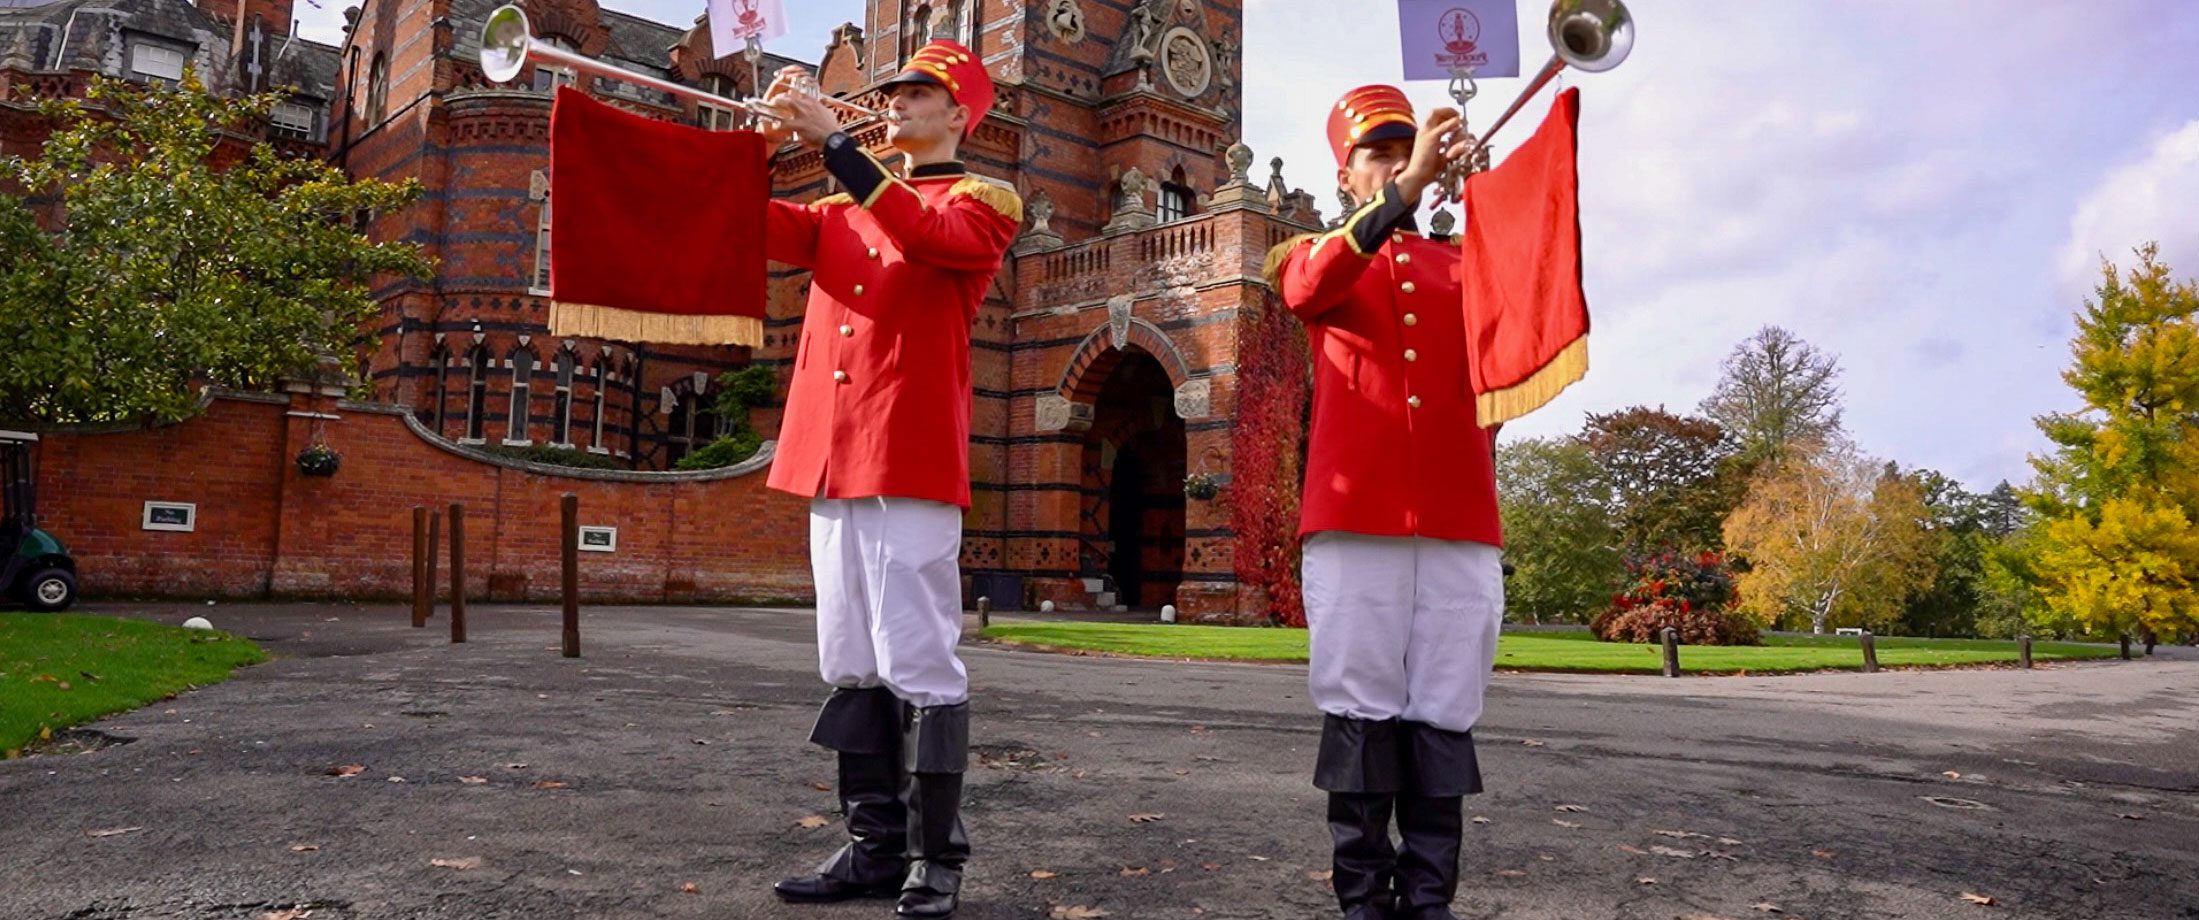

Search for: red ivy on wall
xmin=1230 ymin=292 xmax=1313 ymax=626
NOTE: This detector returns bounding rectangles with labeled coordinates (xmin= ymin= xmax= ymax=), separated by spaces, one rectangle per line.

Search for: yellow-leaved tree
xmin=2026 ymin=245 xmax=2199 ymax=642
xmin=1722 ymin=440 xmax=1938 ymax=633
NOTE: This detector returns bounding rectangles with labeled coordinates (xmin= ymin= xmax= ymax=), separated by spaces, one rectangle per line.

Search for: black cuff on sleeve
xmin=1346 ymin=181 xmax=1416 ymax=255
xmin=821 ymin=133 xmax=890 ymax=205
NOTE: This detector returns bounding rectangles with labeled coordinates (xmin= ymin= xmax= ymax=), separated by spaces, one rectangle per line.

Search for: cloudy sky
xmin=293 ymin=1 xmax=2199 ymax=491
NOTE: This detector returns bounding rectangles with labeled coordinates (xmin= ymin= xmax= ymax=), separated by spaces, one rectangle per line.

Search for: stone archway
xmin=1077 ymin=349 xmax=1185 ymax=610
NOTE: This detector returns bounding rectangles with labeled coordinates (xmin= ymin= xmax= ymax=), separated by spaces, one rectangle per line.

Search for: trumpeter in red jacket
xmin=752 ymin=40 xmax=1019 ymax=920
xmin=1265 ymin=84 xmax=1504 ymax=920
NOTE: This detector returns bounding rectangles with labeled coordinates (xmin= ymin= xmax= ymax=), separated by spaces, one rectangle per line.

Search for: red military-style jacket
xmin=764 ymin=137 xmax=1022 ymax=509
xmin=1270 ymin=181 xmax=1503 ymax=547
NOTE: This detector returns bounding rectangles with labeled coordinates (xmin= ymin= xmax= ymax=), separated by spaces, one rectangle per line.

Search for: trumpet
xmin=1431 ymin=0 xmax=1632 ymax=205
xmin=477 ymin=4 xmax=883 ymax=122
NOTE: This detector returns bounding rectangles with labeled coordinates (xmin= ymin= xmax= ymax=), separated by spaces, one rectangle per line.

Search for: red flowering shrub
xmin=1231 ymin=294 xmax=1312 ymax=626
xmin=1590 ymin=550 xmax=1759 ymax=645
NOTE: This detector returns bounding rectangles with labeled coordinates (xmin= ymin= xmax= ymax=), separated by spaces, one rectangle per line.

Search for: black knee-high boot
xmin=1394 ymin=722 xmax=1482 ymax=920
xmin=1315 ymin=714 xmax=1404 ymax=920
xmin=898 ymin=702 xmax=971 ymax=919
xmin=775 ymin=687 xmax=911 ymax=903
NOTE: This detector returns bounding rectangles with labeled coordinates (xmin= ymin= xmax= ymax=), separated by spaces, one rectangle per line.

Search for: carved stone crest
xmin=1173 ymin=378 xmax=1212 ymax=420
xmin=1107 ymin=296 xmax=1134 ymax=349
xmin=1045 ymin=0 xmax=1087 ymax=43
xmin=1160 ymin=27 xmax=1212 ymax=98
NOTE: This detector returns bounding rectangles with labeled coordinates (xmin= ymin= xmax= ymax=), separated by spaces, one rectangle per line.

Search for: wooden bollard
xmin=2018 ymin=635 xmax=2034 ymax=669
xmin=411 ymin=506 xmax=429 ymax=628
xmin=449 ymin=503 xmax=468 ymax=644
xmin=2119 ymin=634 xmax=2132 ymax=660
xmin=561 ymin=493 xmax=580 ymax=658
xmin=425 ymin=509 xmax=441 ymax=620
xmin=1660 ymin=627 xmax=1680 ymax=678
xmin=977 ymin=596 xmax=991 ymax=630
xmin=1860 ymin=631 xmax=1879 ymax=673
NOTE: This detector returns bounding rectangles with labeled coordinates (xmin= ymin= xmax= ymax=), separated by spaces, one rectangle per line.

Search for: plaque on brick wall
xmin=1174 ymin=378 xmax=1212 ymax=420
xmin=578 ymin=526 xmax=618 ymax=553
xmin=142 ymin=501 xmax=197 ymax=532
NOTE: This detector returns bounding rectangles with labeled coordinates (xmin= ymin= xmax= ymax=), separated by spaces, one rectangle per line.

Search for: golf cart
xmin=2 ymin=430 xmax=77 ymax=611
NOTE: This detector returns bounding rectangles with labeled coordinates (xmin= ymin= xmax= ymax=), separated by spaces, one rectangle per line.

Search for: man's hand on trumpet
xmin=1396 ymin=106 xmax=1467 ymax=203
xmin=754 ymin=66 xmax=841 ymax=150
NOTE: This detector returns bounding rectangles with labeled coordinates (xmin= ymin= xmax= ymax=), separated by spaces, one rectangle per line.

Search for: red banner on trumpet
xmin=546 ymin=87 xmax=768 ymax=347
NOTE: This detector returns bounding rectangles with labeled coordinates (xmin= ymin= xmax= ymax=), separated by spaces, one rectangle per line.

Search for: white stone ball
xmin=1039 ymin=600 xmax=1057 ymax=613
xmin=182 ymin=617 xmax=214 ymax=630
xmin=1161 ymin=604 xmax=1178 ymax=623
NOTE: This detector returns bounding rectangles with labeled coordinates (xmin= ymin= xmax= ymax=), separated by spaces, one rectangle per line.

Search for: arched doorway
xmin=1079 ymin=350 xmax=1186 ymax=610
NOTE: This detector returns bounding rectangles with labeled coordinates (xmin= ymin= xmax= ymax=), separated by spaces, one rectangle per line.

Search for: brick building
xmin=8 ymin=0 xmax=1336 ymax=617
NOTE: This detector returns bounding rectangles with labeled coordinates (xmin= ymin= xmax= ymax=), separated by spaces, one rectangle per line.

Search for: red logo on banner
xmin=1440 ymin=8 xmax=1481 ymax=54
xmin=736 ymin=0 xmax=763 ymax=30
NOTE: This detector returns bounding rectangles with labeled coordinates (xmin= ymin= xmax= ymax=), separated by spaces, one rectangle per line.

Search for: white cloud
xmin=2058 ymin=119 xmax=2199 ymax=299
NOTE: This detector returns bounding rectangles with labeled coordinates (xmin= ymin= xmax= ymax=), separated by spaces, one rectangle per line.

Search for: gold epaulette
xmin=1262 ymin=233 xmax=1320 ymax=287
xmin=949 ymin=177 xmax=1024 ymax=222
xmin=810 ymin=193 xmax=857 ymax=209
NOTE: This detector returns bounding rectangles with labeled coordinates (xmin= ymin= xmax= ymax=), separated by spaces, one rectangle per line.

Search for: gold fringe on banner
xmin=549 ymin=301 xmax=764 ymax=348
xmin=1476 ymin=335 xmax=1588 ymax=427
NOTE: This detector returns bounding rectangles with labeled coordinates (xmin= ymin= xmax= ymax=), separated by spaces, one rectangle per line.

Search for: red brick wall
xmin=33 ymin=390 xmax=813 ymax=604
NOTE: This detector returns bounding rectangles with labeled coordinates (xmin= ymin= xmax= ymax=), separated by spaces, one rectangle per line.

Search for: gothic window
xmin=271 ymin=99 xmax=320 ymax=141
xmin=947 ymin=0 xmax=974 ymax=45
xmin=532 ymin=194 xmax=553 ymax=294
xmin=697 ymin=73 xmax=742 ymax=130
xmin=666 ymin=387 xmax=718 ymax=466
xmin=553 ymin=350 xmax=577 ymax=446
xmin=907 ymin=4 xmax=935 ymax=59
xmin=507 ymin=349 xmax=536 ymax=444
xmin=531 ymin=36 xmax=578 ymax=92
xmin=1158 ymin=167 xmax=1194 ymax=223
xmin=464 ymin=346 xmax=490 ymax=441
xmin=365 ymin=53 xmax=388 ymax=124
xmin=591 ymin=360 xmax=611 ymax=451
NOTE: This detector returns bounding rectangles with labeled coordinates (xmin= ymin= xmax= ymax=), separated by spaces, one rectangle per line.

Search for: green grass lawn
xmin=978 ymin=621 xmax=2121 ymax=674
xmin=0 ymin=613 xmax=268 ymax=757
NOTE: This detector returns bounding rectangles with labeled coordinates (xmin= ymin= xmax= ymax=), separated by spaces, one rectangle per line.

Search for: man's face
xmin=1337 ymin=137 xmax=1413 ymax=205
xmin=886 ymin=82 xmax=967 ymax=148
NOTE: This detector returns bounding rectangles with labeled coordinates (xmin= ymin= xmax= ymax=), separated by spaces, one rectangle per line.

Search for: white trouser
xmin=810 ymin=497 xmax=969 ymax=709
xmin=1301 ymin=531 xmax=1504 ymax=733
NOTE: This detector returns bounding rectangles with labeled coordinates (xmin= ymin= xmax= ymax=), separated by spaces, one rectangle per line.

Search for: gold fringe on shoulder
xmin=550 ymin=301 xmax=763 ymax=348
xmin=811 ymin=193 xmax=856 ymax=209
xmin=1475 ymin=334 xmax=1588 ymax=427
xmin=1262 ymin=232 xmax=1320 ymax=288
xmin=949 ymin=177 xmax=1024 ymax=222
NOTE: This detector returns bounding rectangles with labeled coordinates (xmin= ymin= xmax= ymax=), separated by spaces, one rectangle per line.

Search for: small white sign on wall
xmin=578 ymin=526 xmax=618 ymax=553
xmin=143 ymin=501 xmax=197 ymax=532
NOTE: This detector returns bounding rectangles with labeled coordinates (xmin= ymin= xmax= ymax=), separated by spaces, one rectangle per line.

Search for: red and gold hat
xmin=879 ymin=40 xmax=995 ymax=138
xmin=1326 ymin=85 xmax=1418 ymax=166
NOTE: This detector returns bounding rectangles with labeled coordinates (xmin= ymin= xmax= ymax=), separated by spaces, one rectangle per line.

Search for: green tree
xmin=0 ymin=73 xmax=430 ymax=425
xmin=677 ymin=364 xmax=780 ymax=470
xmin=1496 ymin=436 xmax=1623 ymax=623
xmin=2026 ymin=245 xmax=2199 ymax=642
xmin=1580 ymin=406 xmax=1742 ymax=554
xmin=1699 ymin=325 xmax=1845 ymax=464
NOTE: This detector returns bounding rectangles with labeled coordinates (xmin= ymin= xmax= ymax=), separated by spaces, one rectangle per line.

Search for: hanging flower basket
xmin=296 ymin=443 xmax=342 ymax=477
xmin=1184 ymin=446 xmax=1228 ymax=500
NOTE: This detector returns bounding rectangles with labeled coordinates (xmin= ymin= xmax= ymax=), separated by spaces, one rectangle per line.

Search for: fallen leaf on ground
xmin=85 ymin=827 xmax=144 ymax=838
xmin=1812 ymin=848 xmax=1837 ymax=860
xmin=1552 ymin=819 xmax=1581 ymax=828
xmin=1129 ymin=813 xmax=1165 ymax=823
xmin=1073 ymin=770 xmax=1089 ymax=779
xmin=289 ymin=844 xmax=320 ymax=852
xmin=1471 ymin=815 xmax=1491 ymax=824
xmin=1495 ymin=869 xmax=1526 ymax=878
xmin=1051 ymin=907 xmax=1110 ymax=919
xmin=679 ymin=882 xmax=700 ymax=894
xmin=1718 ymin=837 xmax=1745 ymax=846
xmin=1555 ymin=804 xmax=1588 ymax=813
xmin=1174 ymin=769 xmax=1190 ymax=776
xmin=1201 ymin=862 xmax=1222 ymax=871
xmin=1654 ymin=829 xmax=1708 ymax=839
xmin=387 ymin=776 xmax=406 ymax=784
xmin=531 ymin=780 xmax=569 ymax=790
xmin=459 ymin=776 xmax=488 ymax=785
xmin=1618 ymin=844 xmax=1647 ymax=855
xmin=1636 ymin=876 xmax=1657 ymax=885
xmin=1961 ymin=893 xmax=1995 ymax=906
xmin=326 ymin=764 xmax=366 ymax=777
xmin=1304 ymin=869 xmax=1329 ymax=881
xmin=796 ymin=815 xmax=831 ymax=829
xmin=259 ymin=910 xmax=309 ymax=920
xmin=2118 ymin=813 xmax=2145 ymax=820
xmin=1753 ymin=904 xmax=1784 ymax=914
xmin=504 ymin=763 xmax=529 ymax=769
xmin=430 ymin=857 xmax=483 ymax=870
xmin=812 ymin=782 xmax=831 ymax=791
xmin=1030 ymin=869 xmax=1059 ymax=879
xmin=1649 ymin=846 xmax=1701 ymax=859
xmin=1944 ymin=771 xmax=1963 ymax=780
xmin=1521 ymin=739 xmax=1546 ymax=747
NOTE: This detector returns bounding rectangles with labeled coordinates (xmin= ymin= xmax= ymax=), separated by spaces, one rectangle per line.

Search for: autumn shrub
xmin=1590 ymin=550 xmax=1759 ymax=645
